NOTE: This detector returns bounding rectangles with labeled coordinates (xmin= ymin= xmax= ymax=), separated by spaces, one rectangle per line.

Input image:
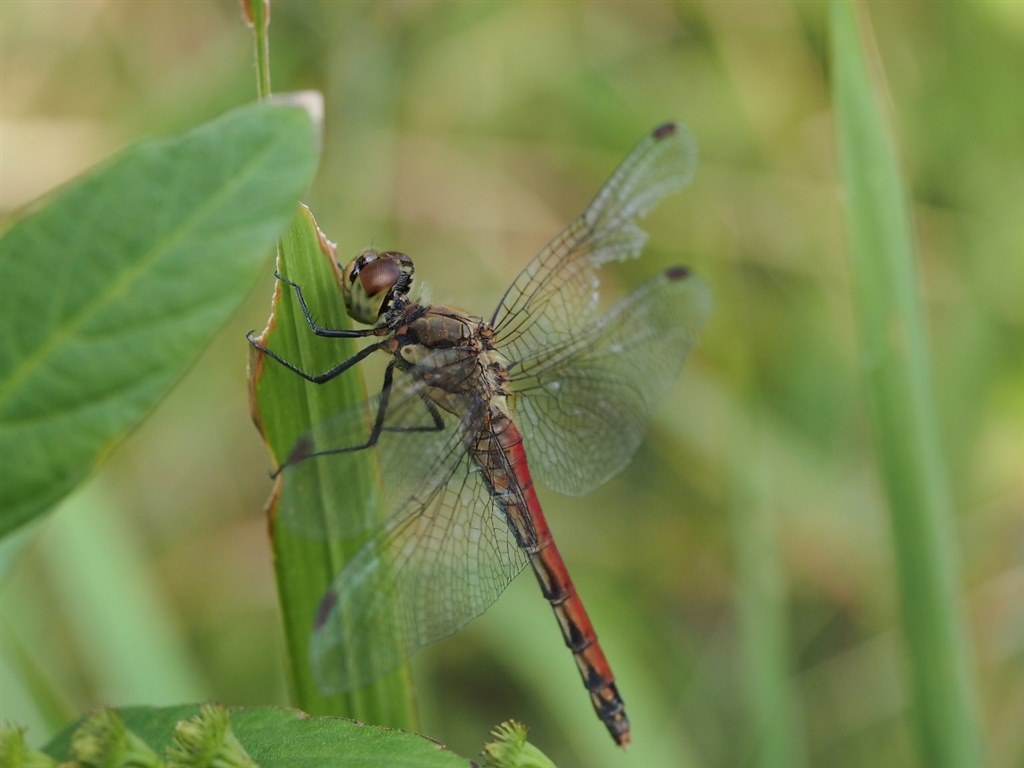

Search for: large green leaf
xmin=0 ymin=99 xmax=320 ymax=537
xmin=39 ymin=705 xmax=471 ymax=767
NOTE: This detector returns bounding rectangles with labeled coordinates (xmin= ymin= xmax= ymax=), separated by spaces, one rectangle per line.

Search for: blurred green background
xmin=1 ymin=2 xmax=1020 ymax=767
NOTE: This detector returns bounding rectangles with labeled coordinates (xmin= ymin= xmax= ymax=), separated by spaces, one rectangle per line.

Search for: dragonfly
xmin=248 ymin=121 xmax=710 ymax=747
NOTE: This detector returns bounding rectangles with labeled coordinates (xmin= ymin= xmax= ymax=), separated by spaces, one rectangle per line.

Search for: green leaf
xmin=247 ymin=206 xmax=417 ymax=727
xmin=830 ymin=3 xmax=987 ymax=767
xmin=0 ymin=99 xmax=320 ymax=537
xmin=40 ymin=705 xmax=471 ymax=768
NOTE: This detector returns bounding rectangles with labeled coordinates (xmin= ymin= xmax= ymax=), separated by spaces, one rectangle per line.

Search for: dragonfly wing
xmin=490 ymin=122 xmax=696 ymax=361
xmin=309 ymin=402 xmax=531 ymax=692
xmin=508 ymin=267 xmax=710 ymax=496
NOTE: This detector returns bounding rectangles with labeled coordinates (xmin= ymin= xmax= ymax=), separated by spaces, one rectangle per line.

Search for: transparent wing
xmin=309 ymin=401 xmax=531 ymax=692
xmin=490 ymin=122 xmax=703 ymax=495
xmin=508 ymin=268 xmax=710 ymax=496
xmin=490 ymin=122 xmax=696 ymax=364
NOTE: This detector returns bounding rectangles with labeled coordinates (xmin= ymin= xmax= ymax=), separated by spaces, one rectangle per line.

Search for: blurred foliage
xmin=1 ymin=2 xmax=1020 ymax=768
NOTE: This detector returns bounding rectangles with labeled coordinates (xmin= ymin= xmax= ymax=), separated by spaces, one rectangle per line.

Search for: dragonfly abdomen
xmin=528 ymin=520 xmax=631 ymax=747
xmin=473 ymin=411 xmax=631 ymax=747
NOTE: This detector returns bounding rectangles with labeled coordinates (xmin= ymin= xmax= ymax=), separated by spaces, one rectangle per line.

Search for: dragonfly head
xmin=342 ymin=249 xmax=415 ymax=325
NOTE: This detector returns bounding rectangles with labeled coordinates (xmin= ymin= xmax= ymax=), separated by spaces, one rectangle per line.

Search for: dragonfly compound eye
xmin=342 ymin=249 xmax=415 ymax=324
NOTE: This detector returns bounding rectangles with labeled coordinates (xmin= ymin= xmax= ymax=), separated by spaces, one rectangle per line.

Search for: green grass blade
xmin=830 ymin=3 xmax=987 ymax=766
xmin=0 ymin=101 xmax=319 ymax=537
xmin=247 ymin=205 xmax=417 ymax=728
xmin=244 ymin=0 xmax=272 ymax=99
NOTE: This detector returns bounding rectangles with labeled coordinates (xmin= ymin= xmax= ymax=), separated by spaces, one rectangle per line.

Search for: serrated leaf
xmin=0 ymin=98 xmax=320 ymax=537
xmin=41 ymin=706 xmax=471 ymax=768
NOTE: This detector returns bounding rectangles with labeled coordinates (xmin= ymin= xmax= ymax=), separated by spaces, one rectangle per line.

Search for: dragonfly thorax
xmin=393 ymin=308 xmax=508 ymax=416
xmin=342 ymin=249 xmax=415 ymax=325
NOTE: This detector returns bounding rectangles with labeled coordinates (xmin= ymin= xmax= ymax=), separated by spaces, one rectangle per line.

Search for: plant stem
xmin=243 ymin=0 xmax=272 ymax=99
xmin=240 ymin=0 xmax=416 ymax=729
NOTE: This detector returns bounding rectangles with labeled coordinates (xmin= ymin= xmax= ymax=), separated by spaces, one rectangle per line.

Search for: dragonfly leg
xmin=273 ymin=271 xmax=381 ymax=338
xmin=382 ymin=392 xmax=445 ymax=435
xmin=281 ymin=361 xmax=444 ymax=470
xmin=248 ymin=331 xmax=386 ymax=384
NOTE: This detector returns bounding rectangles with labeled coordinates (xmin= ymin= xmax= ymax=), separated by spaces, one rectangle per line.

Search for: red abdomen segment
xmin=473 ymin=412 xmax=631 ymax=747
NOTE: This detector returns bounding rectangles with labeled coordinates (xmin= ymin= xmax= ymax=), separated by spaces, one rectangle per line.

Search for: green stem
xmin=244 ymin=0 xmax=272 ymax=99
xmin=830 ymin=3 xmax=986 ymax=766
xmin=240 ymin=0 xmax=415 ymax=730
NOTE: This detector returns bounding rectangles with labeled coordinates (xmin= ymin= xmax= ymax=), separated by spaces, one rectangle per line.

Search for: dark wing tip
xmin=274 ymin=434 xmax=315 ymax=477
xmin=314 ymin=588 xmax=338 ymax=630
xmin=652 ymin=121 xmax=679 ymax=141
xmin=664 ymin=265 xmax=692 ymax=281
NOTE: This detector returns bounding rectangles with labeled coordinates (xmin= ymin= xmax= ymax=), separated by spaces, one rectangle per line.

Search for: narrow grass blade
xmin=830 ymin=3 xmax=987 ymax=766
xmin=247 ymin=205 xmax=417 ymax=728
xmin=730 ymin=409 xmax=807 ymax=768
